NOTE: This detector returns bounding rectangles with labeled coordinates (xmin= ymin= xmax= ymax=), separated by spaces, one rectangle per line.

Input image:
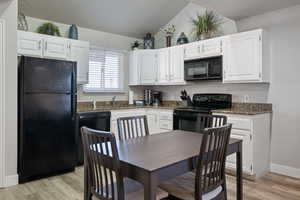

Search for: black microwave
xmin=184 ymin=56 xmax=222 ymax=81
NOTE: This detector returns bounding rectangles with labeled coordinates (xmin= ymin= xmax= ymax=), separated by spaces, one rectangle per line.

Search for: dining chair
xmin=196 ymin=114 xmax=227 ymax=131
xmin=81 ymin=126 xmax=166 ymax=200
xmin=117 ymin=115 xmax=149 ymax=141
xmin=159 ymin=124 xmax=232 ymax=200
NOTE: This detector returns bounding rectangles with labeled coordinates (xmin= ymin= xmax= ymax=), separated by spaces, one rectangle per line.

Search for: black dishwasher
xmin=76 ymin=111 xmax=111 ymax=165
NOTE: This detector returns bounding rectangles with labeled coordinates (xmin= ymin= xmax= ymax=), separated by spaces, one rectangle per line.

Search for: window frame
xmin=83 ymin=46 xmax=125 ymax=93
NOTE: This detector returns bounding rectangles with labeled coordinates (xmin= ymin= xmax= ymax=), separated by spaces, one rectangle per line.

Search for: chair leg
xmin=223 ymin=178 xmax=228 ymax=200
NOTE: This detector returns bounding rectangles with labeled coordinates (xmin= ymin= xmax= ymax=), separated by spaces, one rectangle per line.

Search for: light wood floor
xmin=0 ymin=167 xmax=300 ymax=200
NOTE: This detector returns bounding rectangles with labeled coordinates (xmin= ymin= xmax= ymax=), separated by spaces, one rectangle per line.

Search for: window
xmin=84 ymin=47 xmax=124 ymax=92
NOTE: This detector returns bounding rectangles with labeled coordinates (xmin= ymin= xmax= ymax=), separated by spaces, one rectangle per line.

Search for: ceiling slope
xmin=192 ymin=0 xmax=300 ymax=20
xmin=23 ymin=0 xmax=189 ymax=38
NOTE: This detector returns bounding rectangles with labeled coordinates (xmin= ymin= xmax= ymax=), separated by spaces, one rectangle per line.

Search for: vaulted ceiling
xmin=22 ymin=0 xmax=300 ymax=38
xmin=22 ymin=0 xmax=189 ymax=38
xmin=192 ymin=0 xmax=300 ymax=20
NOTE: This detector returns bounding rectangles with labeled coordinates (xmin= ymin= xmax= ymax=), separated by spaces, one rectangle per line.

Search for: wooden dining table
xmin=84 ymin=130 xmax=243 ymax=200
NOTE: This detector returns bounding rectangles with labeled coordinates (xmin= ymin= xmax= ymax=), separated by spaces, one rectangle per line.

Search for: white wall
xmin=154 ymin=2 xmax=237 ymax=48
xmin=0 ymin=0 xmax=18 ymax=186
xmin=237 ymin=5 xmax=300 ymax=173
xmin=151 ymin=82 xmax=269 ymax=103
xmin=26 ymin=17 xmax=141 ymax=102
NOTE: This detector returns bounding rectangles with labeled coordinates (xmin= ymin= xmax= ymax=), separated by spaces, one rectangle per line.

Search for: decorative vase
xmin=18 ymin=12 xmax=28 ymax=31
xmin=143 ymin=33 xmax=155 ymax=49
xmin=177 ymin=32 xmax=189 ymax=45
xmin=166 ymin=35 xmax=172 ymax=47
xmin=69 ymin=24 xmax=78 ymax=40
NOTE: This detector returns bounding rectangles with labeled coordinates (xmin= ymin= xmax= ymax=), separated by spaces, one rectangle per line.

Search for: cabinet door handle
xmin=45 ymin=41 xmax=48 ymax=51
xmin=38 ymin=40 xmax=42 ymax=50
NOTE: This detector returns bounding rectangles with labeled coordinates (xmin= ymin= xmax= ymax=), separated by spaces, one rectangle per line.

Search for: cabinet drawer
xmin=159 ymin=120 xmax=173 ymax=130
xmin=159 ymin=112 xmax=173 ymax=121
xmin=228 ymin=117 xmax=252 ymax=130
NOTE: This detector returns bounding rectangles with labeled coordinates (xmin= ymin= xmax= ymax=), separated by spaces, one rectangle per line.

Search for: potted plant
xmin=37 ymin=23 xmax=61 ymax=36
xmin=192 ymin=11 xmax=222 ymax=40
xmin=160 ymin=24 xmax=176 ymax=47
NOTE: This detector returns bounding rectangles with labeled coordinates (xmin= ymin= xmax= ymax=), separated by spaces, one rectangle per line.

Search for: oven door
xmin=184 ymin=61 xmax=208 ymax=80
xmin=174 ymin=110 xmax=211 ymax=132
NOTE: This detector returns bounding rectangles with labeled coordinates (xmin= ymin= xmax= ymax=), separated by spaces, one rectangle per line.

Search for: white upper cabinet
xmin=43 ymin=36 xmax=69 ymax=60
xmin=18 ymin=31 xmax=43 ymax=57
xmin=201 ymin=37 xmax=223 ymax=58
xmin=139 ymin=50 xmax=157 ymax=85
xmin=157 ymin=48 xmax=170 ymax=84
xmin=68 ymin=40 xmax=90 ymax=84
xmin=223 ymin=29 xmax=269 ymax=83
xmin=169 ymin=46 xmax=185 ymax=84
xmin=17 ymin=31 xmax=90 ymax=84
xmin=129 ymin=51 xmax=140 ymax=86
xmin=183 ymin=42 xmax=201 ymax=60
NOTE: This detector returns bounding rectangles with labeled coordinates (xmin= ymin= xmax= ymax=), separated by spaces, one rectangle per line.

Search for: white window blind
xmin=84 ymin=47 xmax=124 ymax=92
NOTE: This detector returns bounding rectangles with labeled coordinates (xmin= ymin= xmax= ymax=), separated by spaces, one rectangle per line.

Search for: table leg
xmin=144 ymin=174 xmax=158 ymax=200
xmin=236 ymin=142 xmax=243 ymax=200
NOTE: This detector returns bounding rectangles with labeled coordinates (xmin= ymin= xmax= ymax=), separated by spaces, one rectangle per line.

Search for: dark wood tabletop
xmin=84 ymin=130 xmax=243 ymax=200
xmin=117 ymin=130 xmax=240 ymax=172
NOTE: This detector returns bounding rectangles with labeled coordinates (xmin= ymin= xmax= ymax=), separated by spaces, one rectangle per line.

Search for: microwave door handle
xmin=206 ymin=64 xmax=209 ymax=77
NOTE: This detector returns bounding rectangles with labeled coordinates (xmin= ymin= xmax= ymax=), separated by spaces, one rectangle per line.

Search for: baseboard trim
xmin=5 ymin=174 xmax=18 ymax=187
xmin=271 ymin=163 xmax=300 ymax=179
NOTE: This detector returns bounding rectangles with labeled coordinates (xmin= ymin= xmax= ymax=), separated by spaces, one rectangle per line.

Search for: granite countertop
xmin=77 ymin=105 xmax=179 ymax=113
xmin=77 ymin=101 xmax=182 ymax=113
xmin=77 ymin=101 xmax=272 ymax=115
xmin=212 ymin=103 xmax=273 ymax=115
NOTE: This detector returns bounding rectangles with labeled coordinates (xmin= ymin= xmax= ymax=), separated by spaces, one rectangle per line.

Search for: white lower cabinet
xmin=111 ymin=109 xmax=173 ymax=139
xmin=213 ymin=113 xmax=271 ymax=177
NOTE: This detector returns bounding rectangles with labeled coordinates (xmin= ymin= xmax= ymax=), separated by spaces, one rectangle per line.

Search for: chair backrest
xmin=81 ymin=127 xmax=125 ymax=200
xmin=195 ymin=124 xmax=232 ymax=200
xmin=117 ymin=115 xmax=149 ymax=141
xmin=196 ymin=114 xmax=227 ymax=131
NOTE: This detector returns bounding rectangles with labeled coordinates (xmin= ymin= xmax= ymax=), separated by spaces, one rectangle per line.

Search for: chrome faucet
xmin=112 ymin=96 xmax=117 ymax=106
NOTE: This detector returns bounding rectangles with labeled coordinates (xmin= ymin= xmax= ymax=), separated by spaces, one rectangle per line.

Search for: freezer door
xmin=22 ymin=57 xmax=75 ymax=93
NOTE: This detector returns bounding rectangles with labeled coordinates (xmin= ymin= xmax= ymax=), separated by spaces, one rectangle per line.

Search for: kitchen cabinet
xmin=17 ymin=31 xmax=90 ymax=84
xmin=43 ymin=36 xmax=69 ymax=60
xmin=68 ymin=40 xmax=90 ymax=84
xmin=169 ymin=46 xmax=185 ymax=84
xmin=129 ymin=51 xmax=140 ymax=85
xmin=18 ymin=31 xmax=43 ymax=57
xmin=157 ymin=48 xmax=170 ymax=84
xmin=201 ymin=37 xmax=223 ymax=58
xmin=139 ymin=50 xmax=157 ymax=85
xmin=183 ymin=41 xmax=201 ymax=60
xmin=213 ymin=112 xmax=271 ymax=177
xmin=111 ymin=109 xmax=173 ymax=139
xmin=223 ymin=29 xmax=270 ymax=83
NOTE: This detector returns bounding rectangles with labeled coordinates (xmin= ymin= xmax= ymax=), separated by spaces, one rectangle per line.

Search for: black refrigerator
xmin=18 ymin=56 xmax=77 ymax=183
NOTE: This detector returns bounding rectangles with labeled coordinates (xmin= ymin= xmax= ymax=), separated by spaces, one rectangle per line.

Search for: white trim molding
xmin=0 ymin=18 xmax=6 ymax=188
xmin=271 ymin=163 xmax=300 ymax=179
xmin=5 ymin=174 xmax=18 ymax=187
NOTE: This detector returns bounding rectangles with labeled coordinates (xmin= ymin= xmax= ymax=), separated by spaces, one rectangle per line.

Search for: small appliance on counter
xmin=152 ymin=91 xmax=162 ymax=107
xmin=144 ymin=89 xmax=163 ymax=106
xmin=144 ymin=89 xmax=153 ymax=106
xmin=134 ymin=100 xmax=146 ymax=106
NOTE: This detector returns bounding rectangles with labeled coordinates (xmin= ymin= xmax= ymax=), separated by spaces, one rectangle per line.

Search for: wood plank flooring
xmin=0 ymin=167 xmax=300 ymax=200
